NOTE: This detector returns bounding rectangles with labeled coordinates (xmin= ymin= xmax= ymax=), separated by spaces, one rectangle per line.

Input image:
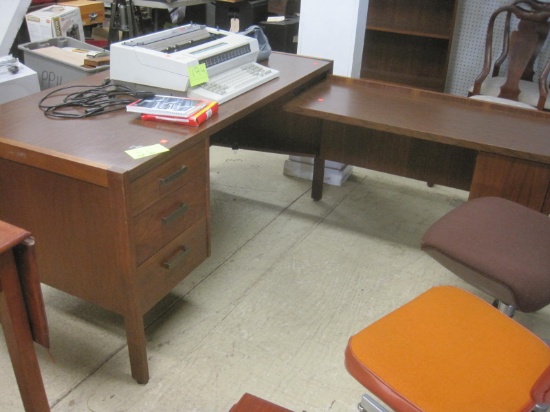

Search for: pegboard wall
xmin=447 ymin=0 xmax=550 ymax=96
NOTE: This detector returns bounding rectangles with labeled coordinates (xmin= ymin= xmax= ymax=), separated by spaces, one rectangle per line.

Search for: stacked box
xmin=58 ymin=0 xmax=105 ymax=26
xmin=283 ymin=156 xmax=353 ymax=186
xmin=0 ymin=62 xmax=40 ymax=105
xmin=25 ymin=5 xmax=84 ymax=42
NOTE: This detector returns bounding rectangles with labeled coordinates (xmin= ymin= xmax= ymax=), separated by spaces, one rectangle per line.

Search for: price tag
xmin=188 ymin=63 xmax=209 ymax=87
xmin=126 ymin=144 xmax=169 ymax=159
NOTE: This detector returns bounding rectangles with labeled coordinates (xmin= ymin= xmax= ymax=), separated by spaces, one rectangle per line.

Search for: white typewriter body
xmin=109 ymin=24 xmax=259 ymax=93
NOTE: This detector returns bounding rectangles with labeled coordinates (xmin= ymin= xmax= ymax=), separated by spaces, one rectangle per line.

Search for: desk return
xmin=285 ymin=75 xmax=550 ymax=213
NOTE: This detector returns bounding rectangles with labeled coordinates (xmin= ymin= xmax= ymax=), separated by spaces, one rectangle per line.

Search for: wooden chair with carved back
xmin=469 ymin=0 xmax=550 ymax=110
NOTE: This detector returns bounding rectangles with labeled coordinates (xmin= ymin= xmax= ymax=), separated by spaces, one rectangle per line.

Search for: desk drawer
xmin=137 ymin=217 xmax=208 ymax=312
xmin=134 ymin=174 xmax=206 ymax=265
xmin=130 ymin=141 xmax=206 ymax=215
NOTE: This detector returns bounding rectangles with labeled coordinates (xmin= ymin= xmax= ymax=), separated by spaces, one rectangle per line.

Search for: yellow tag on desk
xmin=188 ymin=63 xmax=209 ymax=87
xmin=126 ymin=144 xmax=169 ymax=159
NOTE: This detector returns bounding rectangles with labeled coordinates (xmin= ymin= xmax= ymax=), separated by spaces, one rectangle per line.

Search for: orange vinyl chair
xmin=229 ymin=393 xmax=293 ymax=412
xmin=345 ymin=286 xmax=550 ymax=412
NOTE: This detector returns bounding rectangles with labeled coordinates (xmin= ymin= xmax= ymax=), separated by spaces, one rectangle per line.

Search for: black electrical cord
xmin=38 ymin=78 xmax=155 ymax=119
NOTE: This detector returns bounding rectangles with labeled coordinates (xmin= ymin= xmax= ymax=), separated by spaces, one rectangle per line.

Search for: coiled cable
xmin=38 ymin=78 xmax=155 ymax=119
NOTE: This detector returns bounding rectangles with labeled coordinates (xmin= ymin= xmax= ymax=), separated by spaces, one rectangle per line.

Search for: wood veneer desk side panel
xmin=0 ymin=138 xmax=110 ymax=187
xmin=0 ymin=158 xmax=127 ymax=314
xmin=285 ymin=76 xmax=550 ymax=165
xmin=469 ymin=153 xmax=550 ymax=212
xmin=320 ymin=122 xmax=476 ymax=191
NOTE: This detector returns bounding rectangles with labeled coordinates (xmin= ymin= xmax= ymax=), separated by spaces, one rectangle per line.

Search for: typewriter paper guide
xmin=109 ymin=24 xmax=259 ymax=93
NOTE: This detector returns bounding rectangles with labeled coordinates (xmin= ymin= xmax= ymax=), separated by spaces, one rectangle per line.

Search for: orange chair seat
xmin=229 ymin=393 xmax=293 ymax=412
xmin=345 ymin=286 xmax=550 ymax=412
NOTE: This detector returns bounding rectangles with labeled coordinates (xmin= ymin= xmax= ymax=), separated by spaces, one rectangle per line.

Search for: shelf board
xmin=366 ymin=24 xmax=451 ymax=40
xmin=360 ymin=69 xmax=446 ymax=92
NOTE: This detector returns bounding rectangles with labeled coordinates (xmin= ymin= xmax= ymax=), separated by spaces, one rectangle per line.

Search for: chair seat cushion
xmin=421 ymin=197 xmax=550 ymax=312
xmin=345 ymin=286 xmax=550 ymax=412
xmin=229 ymin=393 xmax=292 ymax=412
xmin=471 ymin=76 xmax=550 ymax=110
xmin=469 ymin=94 xmax=537 ymax=110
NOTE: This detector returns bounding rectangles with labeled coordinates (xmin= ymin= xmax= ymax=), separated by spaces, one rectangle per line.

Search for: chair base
xmin=493 ymin=299 xmax=516 ymax=317
xmin=358 ymin=394 xmax=548 ymax=412
xmin=358 ymin=394 xmax=389 ymax=412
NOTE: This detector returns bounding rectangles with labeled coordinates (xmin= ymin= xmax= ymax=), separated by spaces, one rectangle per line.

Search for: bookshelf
xmin=361 ymin=0 xmax=458 ymax=92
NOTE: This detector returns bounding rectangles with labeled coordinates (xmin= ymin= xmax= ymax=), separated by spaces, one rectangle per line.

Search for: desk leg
xmin=124 ymin=313 xmax=149 ymax=384
xmin=312 ymin=156 xmax=325 ymax=201
xmin=0 ymin=251 xmax=50 ymax=412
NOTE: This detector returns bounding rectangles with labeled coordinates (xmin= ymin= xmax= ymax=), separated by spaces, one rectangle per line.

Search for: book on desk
xmin=127 ymin=95 xmax=219 ymax=126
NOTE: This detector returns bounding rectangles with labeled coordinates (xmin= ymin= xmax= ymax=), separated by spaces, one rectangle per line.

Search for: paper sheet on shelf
xmin=32 ymin=46 xmax=91 ymax=68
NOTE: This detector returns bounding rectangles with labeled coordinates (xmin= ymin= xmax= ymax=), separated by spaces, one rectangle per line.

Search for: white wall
xmin=1 ymin=0 xmax=31 ymax=56
xmin=297 ymin=0 xmax=369 ymax=77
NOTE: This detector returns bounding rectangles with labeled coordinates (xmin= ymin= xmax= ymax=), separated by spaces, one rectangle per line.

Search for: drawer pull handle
xmin=160 ymin=166 xmax=187 ymax=186
xmin=162 ymin=246 xmax=190 ymax=270
xmin=162 ymin=203 xmax=189 ymax=225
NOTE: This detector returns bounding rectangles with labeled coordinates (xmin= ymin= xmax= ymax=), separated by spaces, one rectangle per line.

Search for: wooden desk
xmin=285 ymin=75 xmax=550 ymax=213
xmin=0 ymin=52 xmax=332 ymax=384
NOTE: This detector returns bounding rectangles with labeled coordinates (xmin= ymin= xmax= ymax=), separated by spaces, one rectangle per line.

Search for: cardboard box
xmin=25 ymin=5 xmax=85 ymax=42
xmin=58 ymin=0 xmax=105 ymax=26
xmin=260 ymin=16 xmax=299 ymax=53
xmin=268 ymin=0 xmax=300 ymax=16
xmin=283 ymin=157 xmax=353 ymax=186
xmin=289 ymin=155 xmax=346 ymax=171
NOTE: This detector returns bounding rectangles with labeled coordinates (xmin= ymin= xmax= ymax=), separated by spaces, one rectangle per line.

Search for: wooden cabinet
xmin=361 ymin=0 xmax=458 ymax=92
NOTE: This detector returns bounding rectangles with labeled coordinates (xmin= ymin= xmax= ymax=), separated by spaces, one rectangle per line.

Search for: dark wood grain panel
xmin=469 ymin=152 xmax=550 ymax=212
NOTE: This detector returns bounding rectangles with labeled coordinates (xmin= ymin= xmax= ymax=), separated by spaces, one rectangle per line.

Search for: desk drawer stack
xmin=130 ymin=140 xmax=209 ymax=313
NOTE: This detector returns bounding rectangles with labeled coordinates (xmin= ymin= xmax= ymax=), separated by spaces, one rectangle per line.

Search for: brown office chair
xmin=0 ymin=220 xmax=50 ymax=412
xmin=420 ymin=196 xmax=550 ymax=317
xmin=345 ymin=286 xmax=550 ymax=412
xmin=469 ymin=1 xmax=550 ymax=110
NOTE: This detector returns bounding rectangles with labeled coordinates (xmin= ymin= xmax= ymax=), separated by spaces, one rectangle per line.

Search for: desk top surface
xmin=285 ymin=75 xmax=550 ymax=164
xmin=0 ymin=53 xmax=332 ymax=186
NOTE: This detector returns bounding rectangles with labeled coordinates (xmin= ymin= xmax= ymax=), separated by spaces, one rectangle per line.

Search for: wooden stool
xmin=229 ymin=393 xmax=293 ymax=412
xmin=0 ymin=220 xmax=50 ymax=412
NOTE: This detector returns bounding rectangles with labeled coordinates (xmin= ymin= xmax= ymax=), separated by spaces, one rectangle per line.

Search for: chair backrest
xmin=472 ymin=1 xmax=550 ymax=109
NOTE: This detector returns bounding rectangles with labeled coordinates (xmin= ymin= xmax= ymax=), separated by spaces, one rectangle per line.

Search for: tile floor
xmin=2 ymin=147 xmax=550 ymax=411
